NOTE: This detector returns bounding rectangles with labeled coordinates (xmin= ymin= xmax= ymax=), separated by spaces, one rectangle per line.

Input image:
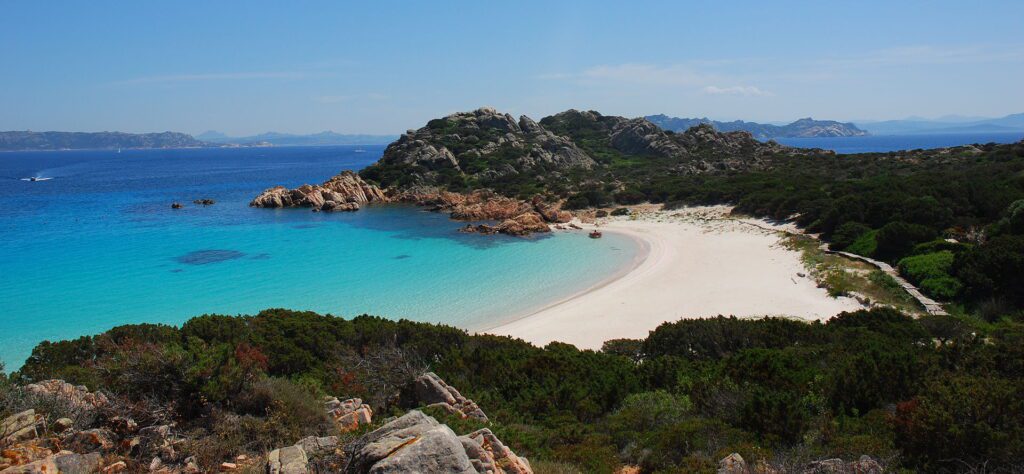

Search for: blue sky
xmin=2 ymin=1 xmax=1022 ymax=135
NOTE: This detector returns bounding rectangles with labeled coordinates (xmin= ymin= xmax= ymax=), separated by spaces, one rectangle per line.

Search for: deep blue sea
xmin=775 ymin=131 xmax=1023 ymax=154
xmin=0 ymin=146 xmax=639 ymax=369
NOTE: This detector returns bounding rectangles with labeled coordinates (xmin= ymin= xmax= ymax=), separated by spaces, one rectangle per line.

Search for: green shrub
xmin=898 ymin=251 xmax=955 ymax=283
xmin=875 ymin=222 xmax=937 ymax=261
xmin=919 ymin=276 xmax=963 ymax=300
xmin=830 ymin=222 xmax=872 ymax=251
xmin=845 ymin=230 xmax=878 ymax=257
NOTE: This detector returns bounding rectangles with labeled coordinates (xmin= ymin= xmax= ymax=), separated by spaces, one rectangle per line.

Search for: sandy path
xmin=484 ymin=207 xmax=863 ymax=349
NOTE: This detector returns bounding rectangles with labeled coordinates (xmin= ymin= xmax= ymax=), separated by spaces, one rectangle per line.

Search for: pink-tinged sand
xmin=484 ymin=206 xmax=863 ymax=350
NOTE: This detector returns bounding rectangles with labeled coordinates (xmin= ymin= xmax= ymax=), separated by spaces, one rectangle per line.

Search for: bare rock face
xmin=392 ymin=188 xmax=568 ymax=236
xmin=325 ymin=397 xmax=373 ymax=432
xmin=462 ymin=429 xmax=532 ymax=474
xmin=23 ymin=380 xmax=109 ymax=411
xmin=0 ymin=411 xmax=43 ymax=447
xmin=414 ymin=373 xmax=488 ymax=423
xmin=268 ymin=445 xmax=310 ymax=474
xmin=251 ymin=171 xmax=388 ymax=212
xmin=343 ymin=411 xmax=531 ymax=474
xmin=718 ymin=453 xmax=747 ymax=474
xmin=494 ymin=213 xmax=551 ymax=236
xmin=0 ymin=451 xmax=102 ymax=474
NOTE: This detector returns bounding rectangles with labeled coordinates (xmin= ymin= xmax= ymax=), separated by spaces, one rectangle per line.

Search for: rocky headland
xmin=250 ymin=171 xmax=389 ymax=212
xmin=252 ymin=106 xmax=819 ymax=236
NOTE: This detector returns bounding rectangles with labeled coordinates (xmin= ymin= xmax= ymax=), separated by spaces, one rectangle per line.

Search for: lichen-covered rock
xmin=251 ymin=171 xmax=387 ymax=211
xmin=718 ymin=453 xmax=747 ymax=474
xmin=414 ymin=373 xmax=488 ymax=422
xmin=0 ymin=451 xmax=101 ymax=474
xmin=462 ymin=428 xmax=531 ymax=474
xmin=325 ymin=398 xmax=372 ymax=432
xmin=0 ymin=411 xmax=42 ymax=447
xmin=65 ymin=429 xmax=114 ymax=453
xmin=268 ymin=445 xmax=308 ymax=474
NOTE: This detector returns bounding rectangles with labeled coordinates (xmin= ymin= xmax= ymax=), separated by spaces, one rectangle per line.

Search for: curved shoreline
xmin=485 ymin=207 xmax=864 ymax=350
xmin=472 ymin=230 xmax=653 ymax=334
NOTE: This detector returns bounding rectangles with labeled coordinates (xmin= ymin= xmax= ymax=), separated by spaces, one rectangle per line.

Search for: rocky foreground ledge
xmin=0 ymin=373 xmax=530 ymax=473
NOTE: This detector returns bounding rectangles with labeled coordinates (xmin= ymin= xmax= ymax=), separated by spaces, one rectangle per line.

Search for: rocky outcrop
xmin=250 ymin=171 xmax=388 ymax=212
xmin=413 ymin=372 xmax=488 ymax=423
xmin=342 ymin=411 xmax=530 ymax=474
xmin=0 ymin=411 xmax=43 ymax=447
xmin=361 ymin=107 xmax=595 ymax=188
xmin=23 ymin=379 xmax=109 ymax=410
xmin=801 ymin=455 xmax=883 ymax=473
xmin=395 ymin=188 xmax=568 ymax=236
xmin=716 ymin=453 xmax=884 ymax=474
xmin=462 ymin=428 xmax=532 ymax=474
xmin=324 ymin=397 xmax=373 ymax=432
xmin=0 ymin=451 xmax=102 ymax=474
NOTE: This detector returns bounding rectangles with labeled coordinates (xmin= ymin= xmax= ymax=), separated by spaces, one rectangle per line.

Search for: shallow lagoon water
xmin=0 ymin=146 xmax=637 ymax=368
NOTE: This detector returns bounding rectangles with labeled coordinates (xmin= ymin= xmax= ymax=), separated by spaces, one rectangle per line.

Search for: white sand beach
xmin=485 ymin=206 xmax=864 ymax=350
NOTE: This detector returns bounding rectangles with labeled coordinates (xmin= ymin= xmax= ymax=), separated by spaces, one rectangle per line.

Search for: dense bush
xmin=898 ymin=251 xmax=962 ymax=300
xmin=9 ymin=306 xmax=1024 ymax=472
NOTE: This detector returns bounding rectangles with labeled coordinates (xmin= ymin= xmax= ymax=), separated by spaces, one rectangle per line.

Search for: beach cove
xmin=0 ymin=146 xmax=639 ymax=368
xmin=488 ymin=206 xmax=864 ymax=348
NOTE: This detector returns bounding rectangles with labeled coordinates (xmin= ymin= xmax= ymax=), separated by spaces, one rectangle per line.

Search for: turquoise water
xmin=0 ymin=146 xmax=638 ymax=368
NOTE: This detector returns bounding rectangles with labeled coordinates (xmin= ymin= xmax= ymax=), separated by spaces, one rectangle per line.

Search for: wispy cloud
xmin=111 ymin=71 xmax=307 ymax=86
xmin=539 ymin=63 xmax=714 ymax=87
xmin=538 ymin=63 xmax=774 ymax=100
xmin=818 ymin=45 xmax=1024 ymax=68
xmin=702 ymin=85 xmax=772 ymax=96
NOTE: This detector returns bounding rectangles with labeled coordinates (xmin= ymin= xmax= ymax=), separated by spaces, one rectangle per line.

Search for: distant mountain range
xmin=645 ymin=115 xmax=869 ymax=139
xmin=196 ymin=130 xmax=397 ymax=146
xmin=0 ymin=131 xmax=210 ymax=151
xmin=0 ymin=129 xmax=399 ymax=151
xmin=855 ymin=113 xmax=1024 ymax=135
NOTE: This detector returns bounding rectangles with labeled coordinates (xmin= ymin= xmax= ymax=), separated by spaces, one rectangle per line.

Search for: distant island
xmin=856 ymin=112 xmax=1024 ymax=135
xmin=645 ymin=114 xmax=869 ymax=139
xmin=196 ymin=130 xmax=397 ymax=147
xmin=0 ymin=131 xmax=212 ymax=151
xmin=0 ymin=129 xmax=397 ymax=151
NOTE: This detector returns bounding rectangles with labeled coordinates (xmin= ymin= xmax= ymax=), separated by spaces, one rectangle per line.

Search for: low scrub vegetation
xmin=4 ymin=307 xmax=1023 ymax=472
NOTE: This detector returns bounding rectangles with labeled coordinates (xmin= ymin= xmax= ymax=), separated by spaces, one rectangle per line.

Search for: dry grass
xmin=783 ymin=235 xmax=921 ymax=315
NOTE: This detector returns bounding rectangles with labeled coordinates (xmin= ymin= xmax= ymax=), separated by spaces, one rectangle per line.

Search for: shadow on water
xmin=334 ymin=203 xmax=555 ymax=249
xmin=175 ymin=249 xmax=246 ymax=265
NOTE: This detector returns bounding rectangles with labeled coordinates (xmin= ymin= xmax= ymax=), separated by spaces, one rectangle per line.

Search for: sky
xmin=1 ymin=1 xmax=1023 ymax=135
